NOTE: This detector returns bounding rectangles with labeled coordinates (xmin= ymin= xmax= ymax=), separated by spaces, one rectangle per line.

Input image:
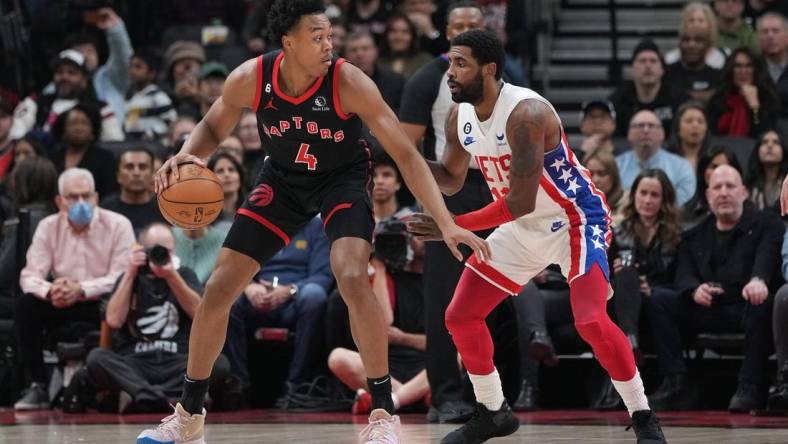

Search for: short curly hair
xmin=451 ymin=30 xmax=506 ymax=81
xmin=267 ymin=0 xmax=326 ymax=43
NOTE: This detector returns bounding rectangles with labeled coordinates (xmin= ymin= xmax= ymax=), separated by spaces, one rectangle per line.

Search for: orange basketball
xmin=157 ymin=163 xmax=224 ymax=229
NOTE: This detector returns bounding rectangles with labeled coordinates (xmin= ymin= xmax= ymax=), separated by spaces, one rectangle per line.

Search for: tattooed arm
xmin=502 ymin=99 xmax=557 ymax=218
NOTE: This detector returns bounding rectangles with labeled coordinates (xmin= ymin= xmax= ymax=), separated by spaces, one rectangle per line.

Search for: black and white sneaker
xmin=440 ymin=401 xmax=520 ymax=444
xmin=628 ymin=410 xmax=668 ymax=443
xmin=14 ymin=383 xmax=49 ymax=410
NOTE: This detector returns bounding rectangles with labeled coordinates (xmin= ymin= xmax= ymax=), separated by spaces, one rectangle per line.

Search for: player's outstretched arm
xmin=425 ymin=105 xmax=471 ymax=195
xmin=338 ymin=62 xmax=489 ymax=262
xmin=153 ymin=58 xmax=258 ymax=193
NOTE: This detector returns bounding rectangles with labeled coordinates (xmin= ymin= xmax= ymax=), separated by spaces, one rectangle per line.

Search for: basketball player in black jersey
xmin=137 ymin=1 xmax=490 ymax=443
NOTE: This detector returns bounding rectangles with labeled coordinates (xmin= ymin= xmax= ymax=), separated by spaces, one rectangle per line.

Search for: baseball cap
xmin=199 ymin=61 xmax=229 ymax=80
xmin=630 ymin=39 xmax=665 ymax=67
xmin=581 ymin=99 xmax=616 ymax=120
xmin=51 ymin=49 xmax=88 ymax=72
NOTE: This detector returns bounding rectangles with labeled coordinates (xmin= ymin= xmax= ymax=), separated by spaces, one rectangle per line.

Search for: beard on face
xmin=450 ymin=71 xmax=484 ymax=104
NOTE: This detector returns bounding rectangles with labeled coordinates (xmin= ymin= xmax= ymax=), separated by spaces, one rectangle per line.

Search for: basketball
xmin=157 ymin=163 xmax=224 ymax=229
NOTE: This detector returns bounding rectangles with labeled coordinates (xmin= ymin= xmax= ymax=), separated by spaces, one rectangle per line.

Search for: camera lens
xmin=148 ymin=245 xmax=170 ymax=266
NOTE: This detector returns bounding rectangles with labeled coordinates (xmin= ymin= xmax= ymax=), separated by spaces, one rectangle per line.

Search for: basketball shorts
xmin=465 ymin=214 xmax=612 ymax=296
xmin=223 ymin=153 xmax=374 ymax=265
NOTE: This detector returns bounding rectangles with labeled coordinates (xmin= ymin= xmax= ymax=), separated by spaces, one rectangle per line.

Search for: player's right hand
xmin=154 ymin=153 xmax=206 ymax=194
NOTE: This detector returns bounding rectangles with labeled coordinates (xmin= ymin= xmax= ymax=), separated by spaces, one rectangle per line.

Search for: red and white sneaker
xmin=359 ymin=409 xmax=401 ymax=444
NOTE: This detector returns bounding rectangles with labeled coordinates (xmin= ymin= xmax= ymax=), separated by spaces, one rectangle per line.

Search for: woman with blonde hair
xmin=665 ymin=2 xmax=728 ymax=69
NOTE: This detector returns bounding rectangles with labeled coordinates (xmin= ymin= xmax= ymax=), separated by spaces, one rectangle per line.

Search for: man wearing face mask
xmin=14 ymin=168 xmax=135 ymax=410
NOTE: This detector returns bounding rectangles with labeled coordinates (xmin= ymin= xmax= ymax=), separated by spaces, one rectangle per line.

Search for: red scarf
xmin=716 ymin=93 xmax=751 ymax=137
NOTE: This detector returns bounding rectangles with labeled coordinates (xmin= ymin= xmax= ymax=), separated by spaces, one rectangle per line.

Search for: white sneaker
xmin=136 ymin=403 xmax=206 ymax=444
xmin=359 ymin=409 xmax=401 ymax=444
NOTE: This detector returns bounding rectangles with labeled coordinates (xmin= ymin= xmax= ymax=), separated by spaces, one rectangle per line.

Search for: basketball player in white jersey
xmin=408 ymin=30 xmax=668 ymax=444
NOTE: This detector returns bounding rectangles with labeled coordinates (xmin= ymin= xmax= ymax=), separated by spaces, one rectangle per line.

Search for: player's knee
xmin=204 ymin=273 xmax=243 ymax=313
xmin=574 ymin=318 xmax=604 ymax=344
xmin=334 ymin=267 xmax=369 ymax=296
xmin=328 ymin=348 xmax=352 ymax=372
xmin=444 ymin=302 xmax=474 ymax=335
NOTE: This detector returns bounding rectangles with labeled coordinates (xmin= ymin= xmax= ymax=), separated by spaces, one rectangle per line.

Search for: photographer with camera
xmin=86 ymin=222 xmax=231 ymax=413
xmin=327 ymin=150 xmax=429 ymax=414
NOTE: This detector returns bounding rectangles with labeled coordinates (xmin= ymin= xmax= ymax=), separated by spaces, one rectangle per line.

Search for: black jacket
xmin=674 ymin=202 xmax=784 ymax=304
xmin=608 ymin=80 xmax=691 ymax=137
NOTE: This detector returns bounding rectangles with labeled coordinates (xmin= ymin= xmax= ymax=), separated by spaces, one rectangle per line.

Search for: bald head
xmin=140 ymin=223 xmax=175 ymax=251
xmin=706 ymin=164 xmax=747 ymax=225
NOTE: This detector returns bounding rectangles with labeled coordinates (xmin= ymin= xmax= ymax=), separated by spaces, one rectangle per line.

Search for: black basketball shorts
xmin=223 ymin=155 xmax=374 ymax=265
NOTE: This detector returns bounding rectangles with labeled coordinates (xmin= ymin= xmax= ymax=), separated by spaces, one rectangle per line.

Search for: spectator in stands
xmin=173 ymin=224 xmax=227 ymax=285
xmin=217 ymin=136 xmax=244 ymax=165
xmin=747 ymin=129 xmax=788 ymax=211
xmin=50 ymin=103 xmax=119 ymax=197
xmin=681 ymin=145 xmax=743 ymax=229
xmin=208 ymin=151 xmax=245 ymax=227
xmin=666 ymin=2 xmax=728 ymax=70
xmin=124 ymin=49 xmax=178 ymax=142
xmin=616 ymin=110 xmax=696 ymax=205
xmin=87 ymin=223 xmax=231 ymax=413
xmin=242 ymin=0 xmax=275 ymax=55
xmin=344 ymin=32 xmax=405 ymax=112
xmin=101 ymin=148 xmax=166 ymax=234
xmin=10 ymin=50 xmax=124 ymax=142
xmin=67 ymin=7 xmax=133 ymax=125
xmin=648 ymin=165 xmax=782 ymax=412
xmin=666 ymin=101 xmax=711 ymax=170
xmin=757 ymin=12 xmax=788 ymax=117
xmin=378 ymin=13 xmax=433 ymax=78
xmin=398 ymin=0 xmax=488 ymax=423
xmin=168 ymin=116 xmax=197 ymax=153
xmin=714 ymin=0 xmax=760 ymax=53
xmin=237 ymin=110 xmax=264 ymax=188
xmin=708 ymin=47 xmax=781 ymax=138
xmin=328 ymin=219 xmax=428 ymax=415
xmin=609 ymin=39 xmax=691 ymax=137
xmin=585 ymin=148 xmax=627 ymax=227
xmin=0 ymin=92 xmax=16 ymax=181
xmin=371 ymin=150 xmax=414 ymax=222
xmin=665 ymin=21 xmax=722 ymax=103
xmin=330 ymin=17 xmax=349 ymax=57
xmin=577 ymin=99 xmax=618 ymax=159
xmin=612 ymin=169 xmax=682 ymax=366
xmin=769 ymin=229 xmax=788 ymax=413
xmin=401 ymin=0 xmax=447 ymax=56
xmin=225 ymin=216 xmax=332 ymax=395
xmin=15 ymin=168 xmax=134 ymax=410
xmin=346 ymin=0 xmax=397 ymax=42
xmin=163 ymin=41 xmax=206 ymax=119
xmin=0 ymin=158 xmax=58 ymax=302
xmin=198 ymin=62 xmax=229 ymax=118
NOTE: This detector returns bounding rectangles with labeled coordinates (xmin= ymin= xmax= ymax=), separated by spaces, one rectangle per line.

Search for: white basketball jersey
xmin=456 ymin=83 xmax=611 ymax=224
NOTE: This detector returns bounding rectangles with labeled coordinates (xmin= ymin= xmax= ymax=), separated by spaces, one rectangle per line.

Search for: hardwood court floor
xmin=2 ymin=410 xmax=788 ymax=443
xmin=3 ymin=423 xmax=788 ymax=443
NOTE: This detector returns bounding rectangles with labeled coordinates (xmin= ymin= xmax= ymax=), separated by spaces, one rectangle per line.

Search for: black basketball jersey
xmin=253 ymin=50 xmax=364 ymax=173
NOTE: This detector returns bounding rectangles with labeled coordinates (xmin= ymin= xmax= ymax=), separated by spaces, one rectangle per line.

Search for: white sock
xmin=392 ymin=393 xmax=400 ymax=411
xmin=469 ymin=368 xmax=505 ymax=411
xmin=612 ymin=370 xmax=650 ymax=416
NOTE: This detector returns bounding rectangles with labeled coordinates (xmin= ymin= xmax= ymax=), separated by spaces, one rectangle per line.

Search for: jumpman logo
xmin=264 ymin=98 xmax=277 ymax=111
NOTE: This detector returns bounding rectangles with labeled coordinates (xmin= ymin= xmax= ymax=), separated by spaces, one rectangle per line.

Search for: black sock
xmin=181 ymin=376 xmax=210 ymax=415
xmin=367 ymin=375 xmax=394 ymax=414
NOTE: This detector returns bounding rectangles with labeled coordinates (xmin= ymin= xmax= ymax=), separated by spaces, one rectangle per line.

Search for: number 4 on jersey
xmin=296 ymin=143 xmax=317 ymax=170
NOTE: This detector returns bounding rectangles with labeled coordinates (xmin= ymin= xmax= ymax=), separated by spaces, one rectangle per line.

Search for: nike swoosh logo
xmin=372 ymin=377 xmax=390 ymax=385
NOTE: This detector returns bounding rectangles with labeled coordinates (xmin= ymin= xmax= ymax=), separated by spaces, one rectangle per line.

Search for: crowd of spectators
xmin=2 ymin=0 xmax=788 ymax=420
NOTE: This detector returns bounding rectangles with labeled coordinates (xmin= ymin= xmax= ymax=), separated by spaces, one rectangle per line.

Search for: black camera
xmin=139 ymin=244 xmax=170 ymax=275
xmin=372 ymin=219 xmax=410 ymax=271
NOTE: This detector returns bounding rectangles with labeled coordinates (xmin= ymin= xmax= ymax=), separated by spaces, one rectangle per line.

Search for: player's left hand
xmin=406 ymin=213 xmax=443 ymax=241
xmin=442 ymin=223 xmax=491 ymax=263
